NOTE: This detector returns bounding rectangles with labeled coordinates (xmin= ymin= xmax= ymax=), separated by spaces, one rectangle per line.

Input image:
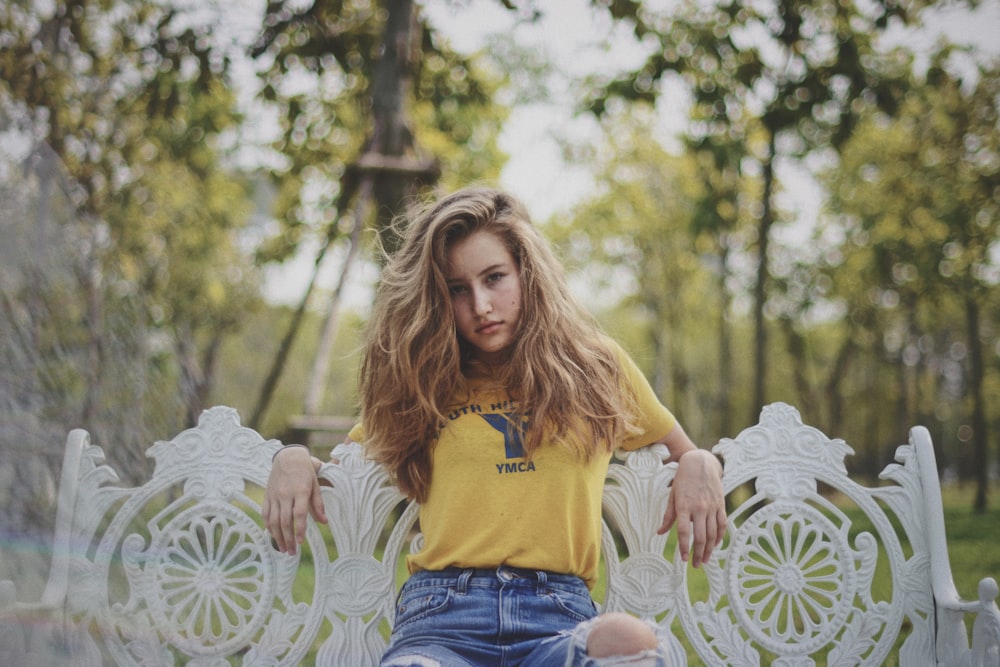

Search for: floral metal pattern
xmin=1 ymin=403 xmax=997 ymax=666
xmin=138 ymin=505 xmax=272 ymax=654
xmin=602 ymin=402 xmax=999 ymax=666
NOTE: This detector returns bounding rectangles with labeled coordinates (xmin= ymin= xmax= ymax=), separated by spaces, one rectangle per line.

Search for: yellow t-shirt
xmin=347 ymin=344 xmax=675 ymax=589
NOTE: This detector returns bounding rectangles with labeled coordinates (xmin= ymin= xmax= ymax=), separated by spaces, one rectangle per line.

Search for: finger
xmin=293 ymin=494 xmax=309 ymax=548
xmin=310 ymin=481 xmax=327 ymax=525
xmin=697 ymin=507 xmax=727 ymax=565
xmin=690 ymin=519 xmax=707 ymax=568
xmin=265 ymin=498 xmax=283 ymax=550
xmin=263 ymin=498 xmax=278 ymax=548
xmin=267 ymin=500 xmax=285 ymax=553
xmin=699 ymin=516 xmax=718 ymax=566
xmin=263 ymin=501 xmax=275 ymax=547
xmin=279 ymin=499 xmax=298 ymax=555
xmin=657 ymin=498 xmax=676 ymax=535
xmin=674 ymin=513 xmax=692 ymax=563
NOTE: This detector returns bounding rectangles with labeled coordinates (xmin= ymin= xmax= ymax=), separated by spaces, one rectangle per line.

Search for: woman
xmin=264 ymin=187 xmax=726 ymax=666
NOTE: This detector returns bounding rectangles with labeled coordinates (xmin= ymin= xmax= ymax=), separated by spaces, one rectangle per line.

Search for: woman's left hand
xmin=657 ymin=448 xmax=726 ymax=568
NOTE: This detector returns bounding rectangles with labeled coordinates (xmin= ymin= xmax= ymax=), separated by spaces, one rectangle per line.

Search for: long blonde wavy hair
xmin=360 ymin=187 xmax=641 ymax=502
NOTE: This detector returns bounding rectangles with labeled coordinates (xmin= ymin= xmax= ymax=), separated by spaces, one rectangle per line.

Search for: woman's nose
xmin=473 ymin=288 xmax=492 ymax=316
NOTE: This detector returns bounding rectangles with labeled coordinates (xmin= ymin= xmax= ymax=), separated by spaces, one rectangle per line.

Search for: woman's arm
xmin=652 ymin=423 xmax=727 ymax=568
xmin=263 ymin=446 xmax=327 ymax=555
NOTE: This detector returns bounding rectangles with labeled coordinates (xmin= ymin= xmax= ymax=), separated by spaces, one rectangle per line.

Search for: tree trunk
xmin=779 ymin=316 xmax=817 ymax=416
xmin=371 ymin=0 xmax=419 ymax=257
xmin=751 ymin=131 xmax=776 ymax=422
xmin=824 ymin=337 xmax=854 ymax=435
xmin=178 ymin=331 xmax=222 ymax=428
xmin=249 ymin=0 xmax=435 ymax=431
xmin=966 ymin=296 xmax=988 ymax=513
xmin=717 ymin=238 xmax=732 ymax=438
xmin=302 ymin=180 xmax=370 ymax=417
xmin=247 ymin=187 xmax=353 ymax=432
xmin=300 ymin=0 xmax=429 ymax=421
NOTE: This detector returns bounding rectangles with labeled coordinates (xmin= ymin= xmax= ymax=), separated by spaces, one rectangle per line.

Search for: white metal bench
xmin=1 ymin=402 xmax=997 ymax=665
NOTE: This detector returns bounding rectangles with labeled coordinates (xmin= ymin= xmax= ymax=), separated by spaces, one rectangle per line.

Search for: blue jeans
xmin=379 ymin=566 xmax=668 ymax=667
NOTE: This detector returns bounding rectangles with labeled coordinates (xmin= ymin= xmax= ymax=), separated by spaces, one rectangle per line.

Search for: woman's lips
xmin=477 ymin=321 xmax=502 ymax=334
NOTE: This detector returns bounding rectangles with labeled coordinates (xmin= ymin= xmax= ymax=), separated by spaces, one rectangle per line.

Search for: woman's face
xmin=445 ymin=230 xmax=522 ymax=363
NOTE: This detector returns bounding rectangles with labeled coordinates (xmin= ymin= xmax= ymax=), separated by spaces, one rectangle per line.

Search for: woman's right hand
xmin=263 ymin=446 xmax=327 ymax=555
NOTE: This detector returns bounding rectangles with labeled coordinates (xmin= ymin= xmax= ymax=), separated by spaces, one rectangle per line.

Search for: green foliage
xmin=411 ymin=47 xmax=508 ymax=191
xmin=578 ymin=0 xmax=952 ymax=423
xmin=821 ymin=52 xmax=1000 ymax=496
xmin=211 ymin=302 xmax=365 ymax=438
xmin=2 ymin=2 xmax=515 ymax=488
xmin=586 ymin=0 xmax=929 ymax=145
xmin=0 ymin=0 xmax=262 ymax=486
xmin=547 ymin=106 xmax=760 ymax=441
xmin=545 ymin=41 xmax=999 ymax=490
xmin=827 ymin=52 xmax=1000 ymax=298
xmin=2 ymin=0 xmax=995 ymax=539
xmin=250 ymin=0 xmax=509 ymax=265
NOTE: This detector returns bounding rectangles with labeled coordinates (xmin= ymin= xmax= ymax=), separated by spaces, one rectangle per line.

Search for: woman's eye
xmin=486 ymin=272 xmax=504 ymax=283
xmin=448 ymin=284 xmax=467 ymax=295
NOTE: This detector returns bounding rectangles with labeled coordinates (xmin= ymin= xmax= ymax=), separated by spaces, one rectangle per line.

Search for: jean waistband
xmin=405 ymin=566 xmax=586 ymax=595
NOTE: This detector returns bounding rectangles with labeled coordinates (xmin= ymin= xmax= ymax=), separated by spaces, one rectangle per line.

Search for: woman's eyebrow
xmin=477 ymin=263 xmax=507 ymax=276
xmin=446 ymin=263 xmax=507 ymax=283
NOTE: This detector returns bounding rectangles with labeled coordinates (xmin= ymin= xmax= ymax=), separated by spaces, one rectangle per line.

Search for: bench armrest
xmin=908 ymin=426 xmax=1000 ymax=664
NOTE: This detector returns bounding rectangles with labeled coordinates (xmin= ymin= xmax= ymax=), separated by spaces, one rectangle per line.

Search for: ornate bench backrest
xmin=601 ymin=402 xmax=941 ymax=664
xmin=53 ymin=406 xmax=414 ymax=665
xmin=7 ymin=403 xmax=997 ymax=666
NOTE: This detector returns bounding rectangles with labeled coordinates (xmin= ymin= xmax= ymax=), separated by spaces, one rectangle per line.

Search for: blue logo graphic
xmin=481 ymin=413 xmax=525 ymax=459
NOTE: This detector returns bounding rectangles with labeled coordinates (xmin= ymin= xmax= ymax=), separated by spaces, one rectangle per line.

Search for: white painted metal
xmin=0 ymin=403 xmax=996 ymax=666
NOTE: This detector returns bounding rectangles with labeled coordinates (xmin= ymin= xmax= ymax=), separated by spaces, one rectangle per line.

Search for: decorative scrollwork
xmin=616 ymin=555 xmax=679 ymax=616
xmin=132 ymin=503 xmax=274 ymax=656
xmin=13 ymin=402 xmax=991 ymax=667
xmin=728 ymin=504 xmax=853 ymax=653
xmin=326 ymin=556 xmax=393 ymax=616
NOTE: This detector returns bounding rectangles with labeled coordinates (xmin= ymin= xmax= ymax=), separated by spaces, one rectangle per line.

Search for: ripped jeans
xmin=380 ymin=566 xmax=668 ymax=667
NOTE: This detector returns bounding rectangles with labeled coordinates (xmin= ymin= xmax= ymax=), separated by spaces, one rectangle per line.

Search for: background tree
xmin=245 ymin=0 xmax=509 ymax=430
xmin=549 ymin=107 xmax=735 ymax=442
xmin=0 ymin=0 xmax=262 ymax=593
xmin=684 ymin=134 xmax=757 ymax=438
xmin=0 ymin=0 xmax=258 ymax=478
xmin=585 ymin=0 xmax=941 ymax=423
xmin=823 ymin=50 xmax=1000 ymax=511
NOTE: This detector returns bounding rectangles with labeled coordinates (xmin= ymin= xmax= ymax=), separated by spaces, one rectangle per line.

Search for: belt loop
xmin=536 ymin=569 xmax=547 ymax=595
xmin=457 ymin=568 xmax=472 ymax=594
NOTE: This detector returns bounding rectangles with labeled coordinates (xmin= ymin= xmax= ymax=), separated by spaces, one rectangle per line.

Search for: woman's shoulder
xmin=593 ymin=334 xmax=632 ymax=367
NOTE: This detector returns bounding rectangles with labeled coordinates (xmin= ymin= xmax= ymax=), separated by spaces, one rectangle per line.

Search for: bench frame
xmin=2 ymin=402 xmax=998 ymax=665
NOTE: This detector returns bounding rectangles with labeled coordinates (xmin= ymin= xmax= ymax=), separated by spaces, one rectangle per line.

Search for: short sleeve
xmin=612 ymin=342 xmax=676 ymax=451
xmin=346 ymin=422 xmax=365 ymax=443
